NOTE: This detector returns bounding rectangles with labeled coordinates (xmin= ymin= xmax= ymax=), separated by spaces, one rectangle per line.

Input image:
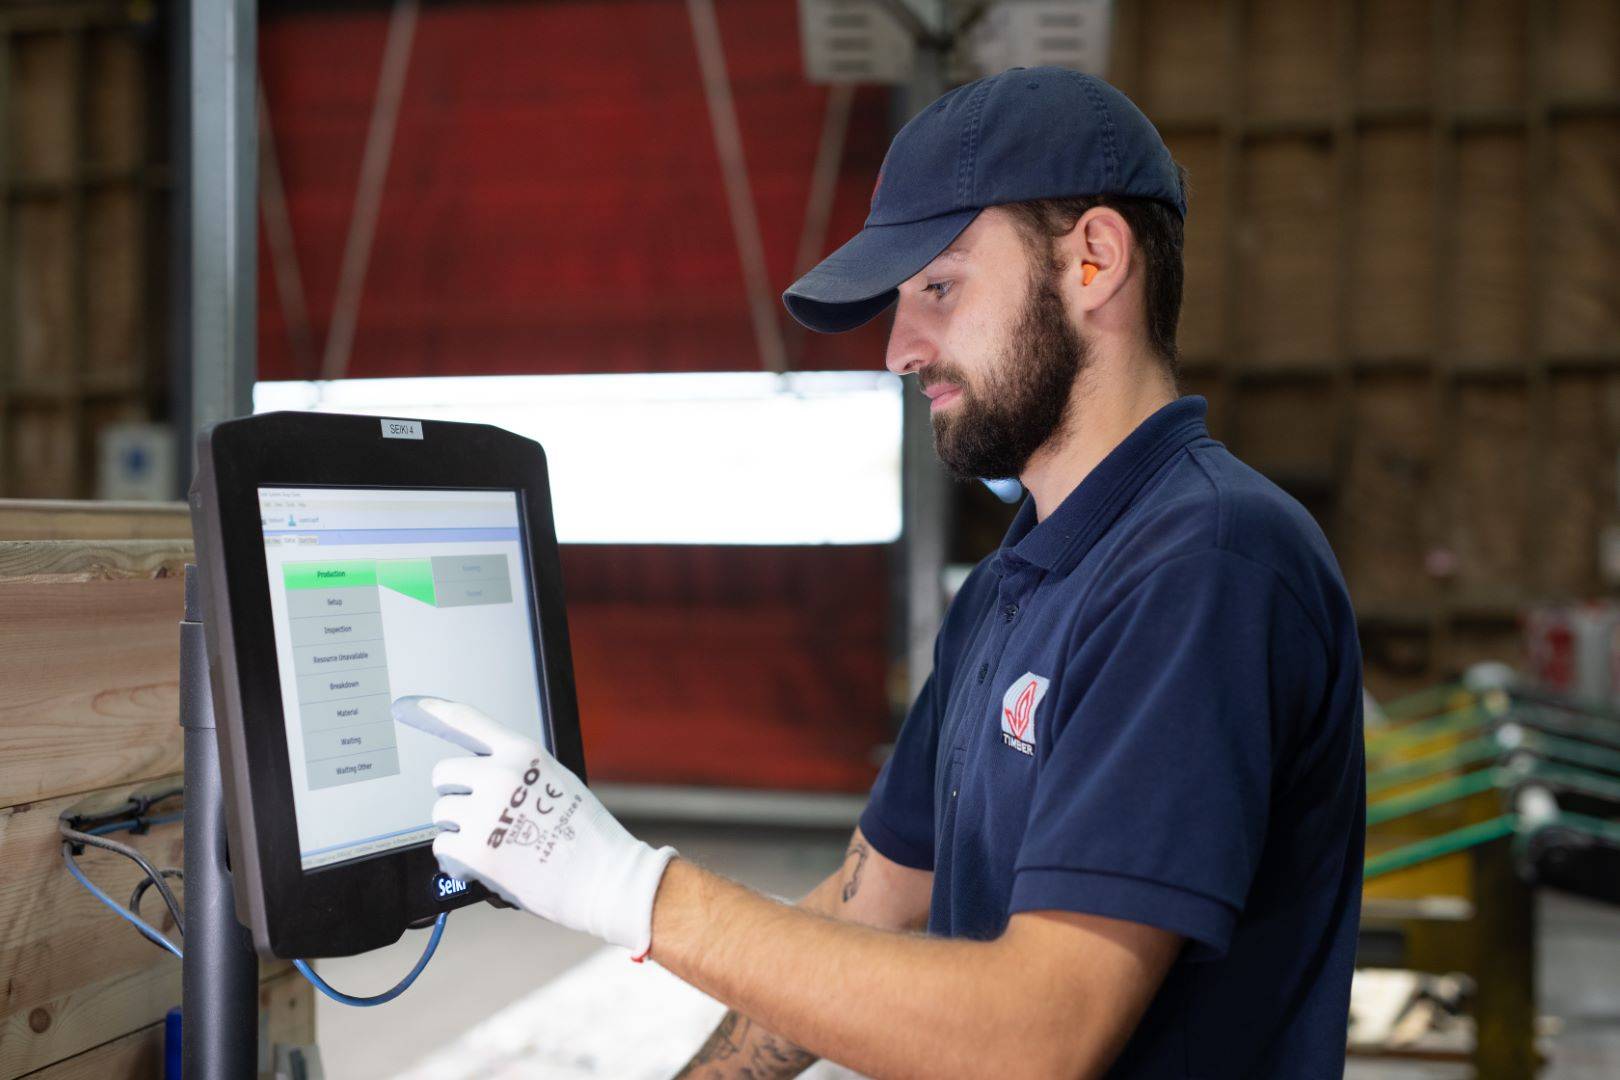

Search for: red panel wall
xmin=258 ymin=0 xmax=893 ymax=378
xmin=258 ymin=1 xmax=898 ymax=791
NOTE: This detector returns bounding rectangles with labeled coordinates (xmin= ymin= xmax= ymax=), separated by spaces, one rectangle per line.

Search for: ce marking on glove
xmin=487 ymin=759 xmax=573 ymax=852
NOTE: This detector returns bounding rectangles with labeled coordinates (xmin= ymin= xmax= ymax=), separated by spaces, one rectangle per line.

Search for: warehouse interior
xmin=1 ymin=0 xmax=1618 ymax=1077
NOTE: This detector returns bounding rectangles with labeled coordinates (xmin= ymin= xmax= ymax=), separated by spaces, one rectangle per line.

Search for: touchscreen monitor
xmin=258 ymin=486 xmax=551 ymax=871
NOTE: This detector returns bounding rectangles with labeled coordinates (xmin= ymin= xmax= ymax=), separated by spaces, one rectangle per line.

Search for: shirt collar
xmin=997 ymin=395 xmax=1210 ymax=576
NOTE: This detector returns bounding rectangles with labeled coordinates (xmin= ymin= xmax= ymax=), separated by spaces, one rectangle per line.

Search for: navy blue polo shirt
xmin=860 ymin=395 xmax=1365 ymax=1077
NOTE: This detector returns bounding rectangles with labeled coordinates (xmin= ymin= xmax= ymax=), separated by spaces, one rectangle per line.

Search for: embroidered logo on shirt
xmin=1000 ymin=673 xmax=1049 ymax=756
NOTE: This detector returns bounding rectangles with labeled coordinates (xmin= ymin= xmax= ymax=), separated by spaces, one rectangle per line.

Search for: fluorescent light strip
xmin=253 ymin=373 xmax=903 ymax=546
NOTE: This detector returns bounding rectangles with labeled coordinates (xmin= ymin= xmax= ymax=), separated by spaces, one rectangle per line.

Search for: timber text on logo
xmin=1000 ymin=673 xmax=1049 ymax=756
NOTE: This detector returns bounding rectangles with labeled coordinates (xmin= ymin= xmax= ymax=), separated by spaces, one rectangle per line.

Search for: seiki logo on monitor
xmin=433 ymin=872 xmax=469 ymax=902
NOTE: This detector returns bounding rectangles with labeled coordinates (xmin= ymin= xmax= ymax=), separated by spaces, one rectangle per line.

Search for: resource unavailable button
xmin=293 ymin=640 xmax=388 ymax=676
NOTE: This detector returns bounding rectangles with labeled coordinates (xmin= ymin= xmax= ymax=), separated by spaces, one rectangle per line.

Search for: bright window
xmin=253 ymin=372 xmax=903 ymax=545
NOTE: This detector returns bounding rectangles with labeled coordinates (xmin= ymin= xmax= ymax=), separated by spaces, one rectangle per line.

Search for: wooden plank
xmin=1541 ymin=371 xmax=1615 ymax=597
xmin=0 ymin=780 xmax=308 ymax=1077
xmin=1550 ymin=0 xmax=1620 ymax=102
xmin=11 ymin=34 xmax=73 ymax=184
xmin=1451 ymin=382 xmax=1529 ymax=595
xmin=13 ymin=201 xmax=73 ymax=390
xmin=1136 ymin=0 xmax=1226 ymax=120
xmin=1544 ymin=118 xmax=1620 ymax=356
xmin=1351 ymin=126 xmax=1433 ymax=358
xmin=1161 ymin=131 xmax=1224 ymax=362
xmin=22 ymin=970 xmax=311 ymax=1079
xmin=1239 ymin=137 xmax=1336 ymax=367
xmin=0 ymin=783 xmax=184 ymax=1074
xmin=84 ymin=31 xmax=143 ymax=174
xmin=16 ymin=1021 xmax=162 ymax=1079
xmin=1454 ymin=132 xmax=1528 ymax=361
xmin=0 ymin=541 xmax=188 ymax=809
xmin=7 ymin=408 xmax=76 ymax=501
xmin=0 ymin=500 xmax=190 ymax=541
xmin=1357 ymin=0 xmax=1431 ymax=111
xmin=1342 ymin=373 xmax=1438 ymax=608
xmin=85 ymin=188 xmax=141 ymax=390
xmin=1453 ymin=0 xmax=1527 ymax=111
xmin=1244 ymin=0 xmax=1334 ymax=118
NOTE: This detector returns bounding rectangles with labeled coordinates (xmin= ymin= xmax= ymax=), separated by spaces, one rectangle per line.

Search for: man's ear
xmin=1057 ymin=207 xmax=1132 ymax=315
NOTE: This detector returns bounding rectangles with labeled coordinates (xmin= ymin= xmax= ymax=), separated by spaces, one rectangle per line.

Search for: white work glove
xmin=392 ymin=695 xmax=677 ymax=959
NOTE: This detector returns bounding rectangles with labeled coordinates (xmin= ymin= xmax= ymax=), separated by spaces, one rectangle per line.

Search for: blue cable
xmin=88 ymin=810 xmax=184 ymax=835
xmin=293 ymin=914 xmax=448 ymax=1007
xmin=66 ymin=805 xmax=450 ymax=1006
xmin=61 ymin=843 xmax=184 ymax=959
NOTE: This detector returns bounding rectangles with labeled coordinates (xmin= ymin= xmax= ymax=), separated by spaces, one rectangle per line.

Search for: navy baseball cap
xmin=783 ymin=66 xmax=1184 ymax=334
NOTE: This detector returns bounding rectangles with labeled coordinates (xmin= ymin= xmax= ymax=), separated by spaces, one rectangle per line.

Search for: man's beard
xmin=930 ymin=254 xmax=1089 ymax=481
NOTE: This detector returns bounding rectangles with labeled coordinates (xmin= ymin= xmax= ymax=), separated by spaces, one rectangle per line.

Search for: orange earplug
xmin=1081 ymin=262 xmax=1099 ymax=285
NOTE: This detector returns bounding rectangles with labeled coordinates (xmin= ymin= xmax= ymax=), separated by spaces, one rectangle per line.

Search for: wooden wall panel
xmin=1357 ymin=0 xmax=1431 ymax=110
xmin=1241 ymin=139 xmax=1336 ymax=366
xmin=1543 ymin=372 xmax=1620 ymax=597
xmin=1136 ymin=0 xmax=1226 ymax=118
xmin=1352 ymin=127 xmax=1433 ymax=357
xmin=1550 ymin=0 xmax=1620 ymax=101
xmin=85 ymin=33 xmax=144 ymax=173
xmin=9 ymin=409 xmax=77 ymax=501
xmin=0 ymin=786 xmax=183 ymax=1077
xmin=0 ymin=541 xmax=187 ymax=809
xmin=1342 ymin=373 xmax=1438 ymax=607
xmin=1453 ymin=0 xmax=1527 ymax=111
xmin=1230 ymin=380 xmax=1337 ymax=482
xmin=1 ymin=16 xmax=163 ymax=503
xmin=1455 ymin=132 xmax=1529 ymax=361
xmin=11 ymin=33 xmax=73 ymax=184
xmin=1452 ymin=383 xmax=1529 ymax=595
xmin=13 ymin=202 xmax=72 ymax=388
xmin=0 ymin=524 xmax=311 ymax=1079
xmin=85 ymin=189 xmax=142 ymax=388
xmin=21 ymin=971 xmax=312 ymax=1080
xmin=1164 ymin=132 xmax=1225 ymax=361
xmin=1245 ymin=0 xmax=1334 ymax=118
xmin=1545 ymin=119 xmax=1620 ymax=356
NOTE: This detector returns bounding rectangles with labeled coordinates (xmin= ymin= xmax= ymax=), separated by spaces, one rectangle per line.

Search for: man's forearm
xmin=674 ymin=1009 xmax=817 ymax=1079
xmin=674 ymin=840 xmax=874 ymax=1080
xmin=651 ymin=860 xmax=1085 ymax=1080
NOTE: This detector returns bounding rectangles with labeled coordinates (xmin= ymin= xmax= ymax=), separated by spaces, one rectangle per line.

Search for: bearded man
xmin=396 ymin=66 xmax=1366 ymax=1080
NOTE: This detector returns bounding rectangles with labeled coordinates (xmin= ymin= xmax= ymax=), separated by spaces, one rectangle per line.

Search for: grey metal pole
xmin=173 ymin=0 xmax=258 ymax=492
xmin=181 ymin=563 xmax=260 ymax=1078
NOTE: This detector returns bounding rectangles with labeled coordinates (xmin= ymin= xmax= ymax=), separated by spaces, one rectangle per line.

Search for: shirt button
xmin=1002 ymin=603 xmax=1018 ymax=622
xmin=976 ymin=661 xmax=988 ymax=684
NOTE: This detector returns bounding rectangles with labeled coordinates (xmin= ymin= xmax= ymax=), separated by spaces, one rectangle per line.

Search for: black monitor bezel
xmin=191 ymin=411 xmax=586 ymax=959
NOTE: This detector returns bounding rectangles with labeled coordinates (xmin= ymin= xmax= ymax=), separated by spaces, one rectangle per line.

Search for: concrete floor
xmin=309 ymin=822 xmax=1620 ymax=1079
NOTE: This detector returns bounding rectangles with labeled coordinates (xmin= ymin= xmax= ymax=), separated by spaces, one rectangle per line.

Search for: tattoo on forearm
xmin=841 ymin=840 xmax=869 ymax=903
xmin=675 ymin=1010 xmax=817 ymax=1079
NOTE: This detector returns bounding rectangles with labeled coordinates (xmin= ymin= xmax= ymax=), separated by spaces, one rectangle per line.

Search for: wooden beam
xmin=0 ymin=499 xmax=189 ymax=541
xmin=0 ymin=540 xmax=189 ymax=809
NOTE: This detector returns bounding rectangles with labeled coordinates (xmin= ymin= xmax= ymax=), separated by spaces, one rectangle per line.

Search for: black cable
xmin=60 ymin=824 xmax=186 ymax=936
xmin=130 ymin=867 xmax=184 ymax=920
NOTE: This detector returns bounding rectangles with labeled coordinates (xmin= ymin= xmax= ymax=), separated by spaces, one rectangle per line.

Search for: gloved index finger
xmin=392 ymin=695 xmax=530 ymax=759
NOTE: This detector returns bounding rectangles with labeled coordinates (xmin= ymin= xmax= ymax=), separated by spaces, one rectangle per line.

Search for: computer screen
xmin=258 ymin=486 xmax=550 ymax=871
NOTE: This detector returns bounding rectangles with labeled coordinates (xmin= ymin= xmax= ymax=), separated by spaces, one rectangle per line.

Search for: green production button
xmin=284 ymin=560 xmax=377 ymax=590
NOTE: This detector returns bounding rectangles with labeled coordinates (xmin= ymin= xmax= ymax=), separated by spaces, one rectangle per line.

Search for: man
xmin=395 ymin=66 xmax=1365 ymax=1078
